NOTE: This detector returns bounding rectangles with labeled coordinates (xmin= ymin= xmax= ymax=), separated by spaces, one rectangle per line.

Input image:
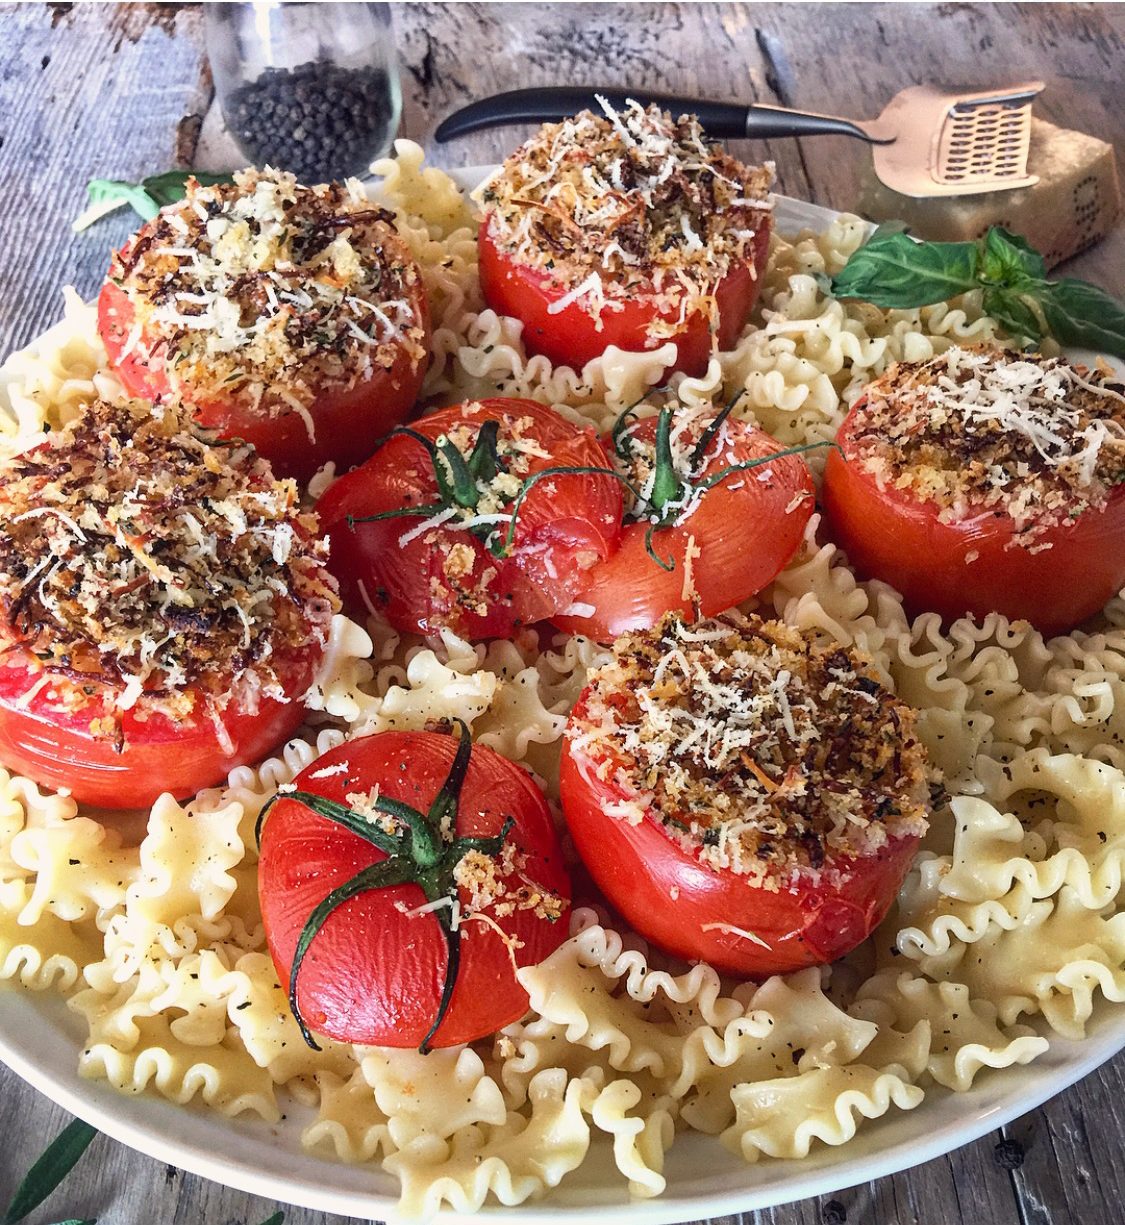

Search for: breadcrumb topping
xmin=0 ymin=399 xmax=338 ymax=720
xmin=454 ymin=840 xmax=567 ymax=924
xmin=108 ymin=168 xmax=427 ymax=415
xmin=848 ymin=347 xmax=1125 ymax=538
xmin=567 ymin=613 xmax=929 ymax=885
xmin=476 ymin=100 xmax=773 ymax=316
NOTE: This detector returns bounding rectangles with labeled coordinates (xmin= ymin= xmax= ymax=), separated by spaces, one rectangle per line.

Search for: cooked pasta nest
xmin=1 ymin=140 xmax=1124 ymax=1220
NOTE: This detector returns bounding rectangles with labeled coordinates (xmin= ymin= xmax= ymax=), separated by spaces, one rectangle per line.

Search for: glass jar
xmin=204 ymin=2 xmax=402 ymax=183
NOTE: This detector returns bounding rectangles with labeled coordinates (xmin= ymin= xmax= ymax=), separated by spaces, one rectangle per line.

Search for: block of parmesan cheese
xmin=857 ymin=118 xmax=1121 ymax=269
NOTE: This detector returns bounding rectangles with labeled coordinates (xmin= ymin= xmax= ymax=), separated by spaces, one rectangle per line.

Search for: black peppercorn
xmin=993 ymin=1136 xmax=1026 ymax=1170
xmin=225 ymin=59 xmax=397 ymax=183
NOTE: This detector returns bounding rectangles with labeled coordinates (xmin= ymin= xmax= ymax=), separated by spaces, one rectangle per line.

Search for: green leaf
xmin=1039 ymin=279 xmax=1125 ymax=360
xmin=3 ymin=1118 xmax=98 ymax=1224
xmin=981 ymin=287 xmax=1044 ymax=346
xmin=73 ymin=179 xmax=159 ymax=231
xmin=141 ymin=170 xmax=230 ymax=207
xmin=255 ymin=1214 xmax=285 ymax=1225
xmin=73 ymin=170 xmax=232 ymax=232
xmin=981 ymin=226 xmax=1047 ymax=284
xmin=831 ymin=229 xmax=981 ymax=308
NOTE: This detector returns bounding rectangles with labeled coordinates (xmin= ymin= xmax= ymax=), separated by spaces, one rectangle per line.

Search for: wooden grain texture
xmin=0 ymin=4 xmax=1123 ymax=1224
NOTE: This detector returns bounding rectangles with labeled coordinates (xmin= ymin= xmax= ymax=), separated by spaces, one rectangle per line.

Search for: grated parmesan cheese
xmin=0 ymin=398 xmax=339 ymax=730
xmin=475 ymin=101 xmax=773 ymax=323
xmin=848 ymin=346 xmax=1125 ymax=540
xmin=567 ymin=612 xmax=930 ymax=884
xmin=107 ymin=168 xmax=427 ymax=421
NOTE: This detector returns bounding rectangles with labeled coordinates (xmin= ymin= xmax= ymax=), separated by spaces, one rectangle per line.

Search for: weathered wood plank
xmin=0 ymin=3 xmax=208 ymax=352
xmin=0 ymin=5 xmax=1124 ymax=1225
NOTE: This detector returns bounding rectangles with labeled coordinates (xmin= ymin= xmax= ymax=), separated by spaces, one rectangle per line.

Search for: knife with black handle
xmin=433 ymin=86 xmax=888 ymax=144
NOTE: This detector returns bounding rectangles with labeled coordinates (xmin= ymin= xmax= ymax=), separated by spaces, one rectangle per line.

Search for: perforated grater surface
xmin=868 ymin=82 xmax=1045 ymax=198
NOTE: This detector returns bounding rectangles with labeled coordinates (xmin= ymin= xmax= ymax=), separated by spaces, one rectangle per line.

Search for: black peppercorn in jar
xmin=205 ymin=2 xmax=401 ymax=184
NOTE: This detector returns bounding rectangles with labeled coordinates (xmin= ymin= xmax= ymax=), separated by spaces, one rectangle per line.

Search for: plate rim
xmin=2 ymin=169 xmax=1124 ymax=1224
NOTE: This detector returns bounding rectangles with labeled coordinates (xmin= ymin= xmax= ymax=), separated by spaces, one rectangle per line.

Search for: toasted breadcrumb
xmin=453 ymin=841 xmax=567 ymax=923
xmin=476 ymin=101 xmax=773 ymax=315
xmin=0 ymin=398 xmax=338 ymax=720
xmin=108 ymin=168 xmax=427 ymax=416
xmin=567 ymin=612 xmax=930 ymax=885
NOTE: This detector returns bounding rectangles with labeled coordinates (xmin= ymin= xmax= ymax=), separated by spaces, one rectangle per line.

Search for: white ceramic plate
xmin=2 ymin=177 xmax=1124 ymax=1225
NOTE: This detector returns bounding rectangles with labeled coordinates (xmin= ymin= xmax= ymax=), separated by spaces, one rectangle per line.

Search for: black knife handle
xmin=434 ymin=87 xmax=878 ymax=144
xmin=435 ymin=87 xmax=749 ymax=141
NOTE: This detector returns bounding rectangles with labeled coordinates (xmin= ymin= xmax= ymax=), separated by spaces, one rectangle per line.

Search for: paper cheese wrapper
xmin=858 ymin=118 xmax=1121 ymax=269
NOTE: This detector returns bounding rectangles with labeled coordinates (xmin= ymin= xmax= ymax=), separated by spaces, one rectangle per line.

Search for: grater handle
xmin=434 ymin=87 xmax=887 ymax=144
xmin=743 ymin=103 xmax=889 ymax=143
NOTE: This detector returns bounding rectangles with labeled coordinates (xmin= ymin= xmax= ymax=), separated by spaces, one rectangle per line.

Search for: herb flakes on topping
xmin=0 ymin=398 xmax=338 ymax=721
xmin=568 ymin=613 xmax=929 ymax=884
xmin=849 ymin=347 xmax=1125 ymax=537
xmin=476 ymin=100 xmax=773 ymax=313
xmin=109 ymin=167 xmax=426 ymax=417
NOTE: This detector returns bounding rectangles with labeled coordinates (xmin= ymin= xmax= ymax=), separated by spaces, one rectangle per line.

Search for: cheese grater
xmin=434 ymin=82 xmax=1047 ymax=199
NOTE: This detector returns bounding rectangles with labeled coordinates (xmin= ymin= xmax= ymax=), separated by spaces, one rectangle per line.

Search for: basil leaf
xmin=142 ymin=169 xmax=231 ymax=208
xmin=981 ymin=286 xmax=1043 ymax=347
xmin=73 ymin=170 xmax=233 ymax=233
xmin=3 ymin=1118 xmax=98 ymax=1224
xmin=831 ymin=229 xmax=980 ymax=308
xmin=256 ymin=1213 xmax=285 ymax=1225
xmin=73 ymin=179 xmax=159 ymax=231
xmin=1039 ymin=279 xmax=1125 ymax=360
xmin=982 ymin=226 xmax=1047 ymax=284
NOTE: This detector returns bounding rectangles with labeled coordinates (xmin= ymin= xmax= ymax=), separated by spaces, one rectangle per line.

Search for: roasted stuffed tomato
xmin=0 ymin=398 xmax=338 ymax=808
xmin=822 ymin=346 xmax=1125 ymax=637
xmin=475 ymin=100 xmax=773 ymax=377
xmin=553 ymin=397 xmax=816 ymax=642
xmin=97 ymin=168 xmax=430 ymax=483
xmin=559 ymin=613 xmax=929 ymax=976
xmin=316 ymin=397 xmax=623 ymax=640
xmin=257 ymin=724 xmax=571 ymax=1050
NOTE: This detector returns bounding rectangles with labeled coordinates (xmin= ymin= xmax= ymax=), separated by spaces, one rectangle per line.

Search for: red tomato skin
xmin=552 ymin=417 xmax=814 ymax=642
xmin=559 ymin=701 xmax=920 ymax=977
xmin=257 ymin=732 xmax=572 ymax=1048
xmin=0 ymin=650 xmax=319 ymax=809
xmin=478 ymin=215 xmax=771 ymax=377
xmin=316 ymin=398 xmax=624 ymax=639
xmin=97 ymin=279 xmax=430 ymax=484
xmin=823 ymin=400 xmax=1125 ymax=638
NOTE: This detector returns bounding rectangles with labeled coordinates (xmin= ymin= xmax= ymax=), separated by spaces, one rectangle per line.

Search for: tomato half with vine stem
xmin=316 ymin=397 xmax=624 ymax=640
xmin=0 ymin=646 xmax=320 ymax=810
xmin=256 ymin=723 xmax=571 ymax=1050
xmin=97 ymin=279 xmax=430 ymax=485
xmin=478 ymin=217 xmax=770 ymax=377
xmin=823 ymin=395 xmax=1125 ymax=637
xmin=552 ymin=396 xmax=819 ymax=643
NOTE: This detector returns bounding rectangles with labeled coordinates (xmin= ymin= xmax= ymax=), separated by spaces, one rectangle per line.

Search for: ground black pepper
xmin=226 ymin=59 xmax=396 ymax=183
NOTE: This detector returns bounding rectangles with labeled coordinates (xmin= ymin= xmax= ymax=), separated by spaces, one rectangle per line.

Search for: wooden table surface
xmin=0 ymin=4 xmax=1122 ymax=1223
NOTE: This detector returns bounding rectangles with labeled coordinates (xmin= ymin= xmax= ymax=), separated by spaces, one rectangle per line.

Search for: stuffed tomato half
xmin=98 ymin=168 xmax=430 ymax=482
xmin=823 ymin=346 xmax=1125 ymax=637
xmin=475 ymin=99 xmax=773 ymax=377
xmin=560 ymin=613 xmax=930 ymax=976
xmin=0 ymin=398 xmax=337 ymax=808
